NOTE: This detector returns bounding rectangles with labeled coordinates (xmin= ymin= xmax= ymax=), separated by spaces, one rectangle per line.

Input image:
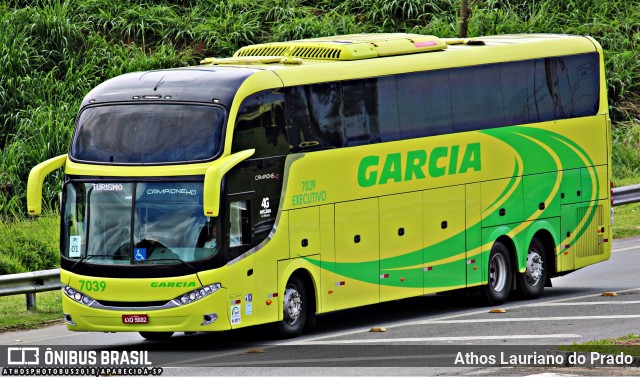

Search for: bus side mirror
xmin=203 ymin=149 xmax=255 ymax=217
xmin=27 ymin=154 xmax=67 ymax=216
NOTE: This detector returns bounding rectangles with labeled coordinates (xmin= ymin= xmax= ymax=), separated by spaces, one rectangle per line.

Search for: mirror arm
xmin=203 ymin=149 xmax=255 ymax=217
xmin=27 ymin=154 xmax=67 ymax=215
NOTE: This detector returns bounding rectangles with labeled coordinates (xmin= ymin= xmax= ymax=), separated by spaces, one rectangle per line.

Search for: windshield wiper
xmin=69 ymin=254 xmax=114 ymax=271
xmin=135 ymin=258 xmax=197 ymax=272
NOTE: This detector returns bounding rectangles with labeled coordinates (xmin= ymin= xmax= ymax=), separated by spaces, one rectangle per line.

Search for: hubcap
xmin=283 ymin=285 xmax=302 ymax=325
xmin=526 ymin=249 xmax=544 ymax=286
xmin=489 ymin=253 xmax=507 ymax=292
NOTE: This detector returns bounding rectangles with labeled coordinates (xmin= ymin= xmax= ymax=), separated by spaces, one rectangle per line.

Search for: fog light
xmin=64 ymin=314 xmax=76 ymax=326
xmin=201 ymin=313 xmax=218 ymax=326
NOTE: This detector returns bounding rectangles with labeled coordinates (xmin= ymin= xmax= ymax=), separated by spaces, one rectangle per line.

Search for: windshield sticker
xmin=69 ymin=236 xmax=82 ymax=258
xmin=134 ymin=248 xmax=147 ymax=261
xmin=260 ymin=197 xmax=271 ymax=218
xmin=145 ymin=189 xmax=197 ymax=196
xmin=231 ymin=305 xmax=241 ymax=324
xmin=92 ymin=183 xmax=123 ymax=191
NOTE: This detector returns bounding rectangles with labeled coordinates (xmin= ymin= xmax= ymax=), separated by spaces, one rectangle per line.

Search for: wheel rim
xmin=526 ymin=248 xmax=544 ymax=286
xmin=489 ymin=253 xmax=507 ymax=292
xmin=283 ymin=284 xmax=302 ymax=325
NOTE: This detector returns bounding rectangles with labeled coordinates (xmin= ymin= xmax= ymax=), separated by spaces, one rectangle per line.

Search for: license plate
xmin=122 ymin=314 xmax=149 ymax=324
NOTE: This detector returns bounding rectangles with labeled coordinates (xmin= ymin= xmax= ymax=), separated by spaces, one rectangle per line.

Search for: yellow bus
xmin=28 ymin=33 xmax=612 ymax=339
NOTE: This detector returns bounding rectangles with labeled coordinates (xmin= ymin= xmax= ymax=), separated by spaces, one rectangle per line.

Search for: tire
xmin=139 ymin=331 xmax=174 ymax=340
xmin=481 ymin=241 xmax=513 ymax=305
xmin=516 ymin=238 xmax=547 ymax=299
xmin=277 ymin=275 xmax=307 ymax=338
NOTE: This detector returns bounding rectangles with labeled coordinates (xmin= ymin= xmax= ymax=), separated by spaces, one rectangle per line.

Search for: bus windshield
xmin=62 ymin=181 xmax=219 ymax=265
xmin=71 ymin=104 xmax=225 ymax=164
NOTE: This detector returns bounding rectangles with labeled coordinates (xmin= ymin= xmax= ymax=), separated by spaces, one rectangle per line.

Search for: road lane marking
xmin=2 ymin=332 xmax=83 ymax=345
xmin=414 ymin=314 xmax=640 ymax=325
xmin=613 ymin=245 xmax=640 ymax=253
xmin=292 ymin=334 xmax=581 ymax=345
xmin=528 ymin=300 xmax=640 ymax=306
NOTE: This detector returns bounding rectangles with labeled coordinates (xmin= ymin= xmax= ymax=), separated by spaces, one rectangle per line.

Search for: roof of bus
xmin=79 ymin=34 xmax=600 ymax=109
xmin=78 ymin=66 xmax=261 ymax=109
xmin=201 ymin=33 xmax=601 ymax=88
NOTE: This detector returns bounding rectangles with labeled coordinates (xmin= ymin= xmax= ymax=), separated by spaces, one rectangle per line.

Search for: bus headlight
xmin=172 ymin=283 xmax=222 ymax=306
xmin=62 ymin=285 xmax=95 ymax=307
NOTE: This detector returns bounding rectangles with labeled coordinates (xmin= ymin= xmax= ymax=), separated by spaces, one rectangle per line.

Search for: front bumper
xmin=61 ymin=290 xmax=231 ymax=333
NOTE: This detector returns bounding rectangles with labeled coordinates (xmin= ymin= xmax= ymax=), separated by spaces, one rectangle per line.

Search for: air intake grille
xmin=228 ymin=34 xmax=447 ymax=62
xmin=575 ymin=204 xmax=604 ymax=258
xmin=236 ymin=45 xmax=343 ymax=60
xmin=289 ymin=46 xmax=342 ymax=59
xmin=97 ymin=300 xmax=169 ymax=307
xmin=236 ymin=46 xmax=289 ymax=57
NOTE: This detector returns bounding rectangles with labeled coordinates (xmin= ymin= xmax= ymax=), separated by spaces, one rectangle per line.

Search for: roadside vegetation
xmin=0 ymin=214 xmax=59 ymax=275
xmin=1 ymin=0 xmax=639 ymax=276
xmin=561 ymin=333 xmax=640 ymax=356
xmin=0 ymin=291 xmax=62 ymax=332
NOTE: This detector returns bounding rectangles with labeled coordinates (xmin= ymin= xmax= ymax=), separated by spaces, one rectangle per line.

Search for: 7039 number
xmin=79 ymin=279 xmax=106 ymax=292
xmin=301 ymin=179 xmax=316 ymax=191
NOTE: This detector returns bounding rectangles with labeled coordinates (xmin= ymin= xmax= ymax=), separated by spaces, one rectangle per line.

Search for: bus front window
xmin=62 ymin=182 xmax=134 ymax=264
xmin=132 ymin=182 xmax=213 ymax=264
xmin=71 ymin=104 xmax=225 ymax=164
xmin=62 ymin=181 xmax=219 ymax=266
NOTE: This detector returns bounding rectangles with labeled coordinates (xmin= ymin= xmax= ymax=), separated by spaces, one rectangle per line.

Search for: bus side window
xmin=285 ymin=84 xmax=344 ymax=151
xmin=395 ymin=70 xmax=453 ymax=138
xmin=342 ymin=78 xmax=381 ymax=146
xmin=232 ymin=90 xmax=288 ymax=158
xmin=450 ymin=64 xmax=505 ymax=132
xmin=567 ymin=54 xmax=600 ymax=116
xmin=501 ymin=60 xmax=536 ymax=124
xmin=229 ymin=200 xmax=251 ymax=248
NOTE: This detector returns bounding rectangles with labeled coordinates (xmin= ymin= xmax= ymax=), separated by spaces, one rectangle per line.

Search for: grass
xmin=560 ymin=333 xmax=640 ymax=356
xmin=0 ymin=290 xmax=63 ymax=332
xmin=613 ymin=203 xmax=640 ymax=239
xmin=0 ymin=214 xmax=60 ymax=275
xmin=612 ymin=177 xmax=640 ymax=239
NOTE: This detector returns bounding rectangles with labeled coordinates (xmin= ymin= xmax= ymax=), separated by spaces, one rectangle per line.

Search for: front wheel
xmin=516 ymin=238 xmax=547 ymax=299
xmin=277 ymin=275 xmax=307 ymax=338
xmin=481 ymin=241 xmax=513 ymax=305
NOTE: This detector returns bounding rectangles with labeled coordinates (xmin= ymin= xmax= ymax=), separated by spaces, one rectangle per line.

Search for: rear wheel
xmin=277 ymin=275 xmax=307 ymax=338
xmin=139 ymin=331 xmax=173 ymax=340
xmin=481 ymin=241 xmax=513 ymax=305
xmin=516 ymin=238 xmax=547 ymax=299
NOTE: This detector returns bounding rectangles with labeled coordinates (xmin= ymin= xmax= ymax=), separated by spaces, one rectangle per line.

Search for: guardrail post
xmin=0 ymin=269 xmax=61 ymax=312
xmin=26 ymin=292 xmax=36 ymax=311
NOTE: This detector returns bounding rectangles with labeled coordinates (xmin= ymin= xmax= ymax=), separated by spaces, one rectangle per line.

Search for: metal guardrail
xmin=612 ymin=184 xmax=640 ymax=207
xmin=0 ymin=269 xmax=60 ymax=310
xmin=0 ymin=185 xmax=639 ymax=310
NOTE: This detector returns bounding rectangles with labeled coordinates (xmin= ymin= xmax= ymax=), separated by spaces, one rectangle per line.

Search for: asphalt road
xmin=2 ymin=237 xmax=639 ymax=376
